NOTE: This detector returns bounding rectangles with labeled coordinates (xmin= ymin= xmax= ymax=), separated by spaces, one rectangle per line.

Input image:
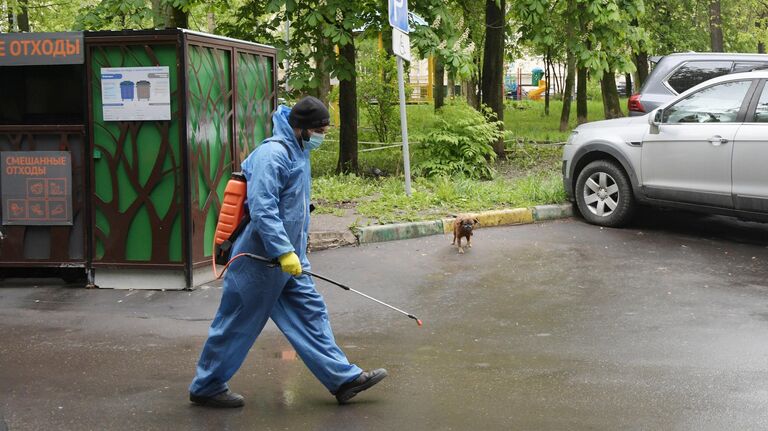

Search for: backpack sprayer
xmin=211 ymin=173 xmax=423 ymax=327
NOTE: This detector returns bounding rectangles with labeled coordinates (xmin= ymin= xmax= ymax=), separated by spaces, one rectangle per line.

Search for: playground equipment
xmin=528 ymin=79 xmax=548 ymax=101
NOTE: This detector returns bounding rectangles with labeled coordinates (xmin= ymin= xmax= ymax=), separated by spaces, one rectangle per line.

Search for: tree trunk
xmin=447 ymin=72 xmax=455 ymax=98
xmin=544 ymin=49 xmax=551 ymax=116
xmin=207 ymin=12 xmax=216 ymax=33
xmin=482 ymin=0 xmax=506 ymax=159
xmin=16 ymin=0 xmax=29 ymax=32
xmin=624 ymin=73 xmax=633 ymax=97
xmin=560 ymin=0 xmax=576 ymax=131
xmin=709 ymin=0 xmax=724 ymax=52
xmin=337 ymin=40 xmax=359 ymax=174
xmin=381 ymin=0 xmax=394 ymax=57
xmin=312 ymin=36 xmax=332 ymax=106
xmin=151 ymin=0 xmax=164 ymax=28
xmin=600 ymin=73 xmax=623 ymax=119
xmin=170 ymin=7 xmax=188 ymax=28
xmin=577 ymin=67 xmax=588 ymax=124
xmin=634 ymin=51 xmax=649 ymax=90
xmin=465 ymin=78 xmax=480 ymax=109
xmin=152 ymin=0 xmax=188 ymax=29
xmin=434 ymin=56 xmax=445 ymax=110
xmin=560 ymin=51 xmax=576 ymax=132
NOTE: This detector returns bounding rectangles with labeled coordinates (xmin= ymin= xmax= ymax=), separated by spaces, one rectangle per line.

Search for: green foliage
xmin=1 ymin=0 xmax=93 ymax=32
xmin=414 ymin=101 xmax=503 ymax=180
xmin=641 ymin=0 xmax=766 ymax=54
xmin=75 ymin=0 xmax=154 ymax=30
xmin=411 ymin=4 xmax=477 ymax=80
xmin=2 ymin=0 xmax=240 ymax=33
xmin=220 ymin=0 xmax=381 ymax=92
xmin=357 ymin=49 xmax=401 ymax=143
xmin=312 ymin=171 xmax=566 ymax=224
xmin=514 ymin=0 xmax=647 ymax=78
xmin=313 ymin=174 xmax=379 ymax=202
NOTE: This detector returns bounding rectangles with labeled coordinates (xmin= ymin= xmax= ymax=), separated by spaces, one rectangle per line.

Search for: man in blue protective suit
xmin=189 ymin=96 xmax=387 ymax=408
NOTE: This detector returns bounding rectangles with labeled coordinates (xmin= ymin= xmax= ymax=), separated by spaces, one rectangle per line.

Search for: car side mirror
xmin=649 ymin=108 xmax=663 ymax=126
xmin=648 ymin=108 xmax=662 ymax=133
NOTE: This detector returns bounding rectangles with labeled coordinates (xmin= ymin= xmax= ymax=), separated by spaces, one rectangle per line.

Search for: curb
xmin=356 ymin=220 xmax=443 ymax=244
xmin=308 ymin=230 xmax=358 ymax=252
xmin=308 ymin=203 xmax=574 ymax=250
xmin=353 ymin=203 xmax=573 ymax=245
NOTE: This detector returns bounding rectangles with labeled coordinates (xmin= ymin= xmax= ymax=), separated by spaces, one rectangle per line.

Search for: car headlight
xmin=566 ymin=130 xmax=579 ymax=145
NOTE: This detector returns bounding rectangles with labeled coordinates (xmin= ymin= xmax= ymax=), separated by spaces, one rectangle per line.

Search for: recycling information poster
xmin=1 ymin=151 xmax=73 ymax=226
xmin=100 ymin=66 xmax=171 ymax=121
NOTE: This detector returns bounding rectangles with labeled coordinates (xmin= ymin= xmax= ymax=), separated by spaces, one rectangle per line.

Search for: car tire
xmin=575 ymin=160 xmax=635 ymax=227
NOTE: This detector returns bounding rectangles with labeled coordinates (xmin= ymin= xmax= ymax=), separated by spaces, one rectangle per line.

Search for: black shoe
xmin=189 ymin=389 xmax=245 ymax=408
xmin=334 ymin=369 xmax=388 ymax=404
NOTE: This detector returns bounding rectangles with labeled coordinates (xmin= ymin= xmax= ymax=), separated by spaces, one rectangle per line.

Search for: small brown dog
xmin=452 ymin=215 xmax=479 ymax=254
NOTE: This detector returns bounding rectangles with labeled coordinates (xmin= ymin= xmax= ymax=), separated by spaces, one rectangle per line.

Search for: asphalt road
xmin=1 ymin=210 xmax=768 ymax=430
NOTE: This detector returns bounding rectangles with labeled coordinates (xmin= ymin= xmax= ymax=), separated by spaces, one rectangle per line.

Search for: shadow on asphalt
xmin=576 ymin=206 xmax=768 ymax=247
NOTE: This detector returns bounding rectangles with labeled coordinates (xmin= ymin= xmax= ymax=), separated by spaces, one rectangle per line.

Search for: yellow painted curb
xmin=443 ymin=208 xmax=534 ymax=234
xmin=442 ymin=218 xmax=455 ymax=234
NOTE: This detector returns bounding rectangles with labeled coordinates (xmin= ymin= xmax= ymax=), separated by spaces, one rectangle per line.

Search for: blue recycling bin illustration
xmin=120 ymin=81 xmax=134 ymax=101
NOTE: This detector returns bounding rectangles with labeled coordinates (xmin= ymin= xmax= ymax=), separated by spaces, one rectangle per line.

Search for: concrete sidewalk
xmin=309 ymin=203 xmax=573 ymax=250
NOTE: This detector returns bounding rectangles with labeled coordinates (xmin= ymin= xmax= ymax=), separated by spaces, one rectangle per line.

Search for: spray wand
xmin=215 ymin=252 xmax=423 ymax=327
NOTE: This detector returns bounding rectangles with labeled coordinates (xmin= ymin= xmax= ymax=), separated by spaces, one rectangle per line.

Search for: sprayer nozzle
xmin=416 ymin=319 xmax=423 ymax=327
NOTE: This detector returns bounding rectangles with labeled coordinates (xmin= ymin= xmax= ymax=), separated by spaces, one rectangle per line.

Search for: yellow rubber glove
xmin=278 ymin=251 xmax=302 ymax=276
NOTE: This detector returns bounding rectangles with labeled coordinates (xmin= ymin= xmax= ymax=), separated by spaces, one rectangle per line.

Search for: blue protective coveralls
xmin=189 ymin=105 xmax=362 ymax=397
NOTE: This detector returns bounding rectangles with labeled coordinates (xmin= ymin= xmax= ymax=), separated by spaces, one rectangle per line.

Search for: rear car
xmin=564 ymin=71 xmax=768 ymax=227
xmin=628 ymin=53 xmax=768 ymax=116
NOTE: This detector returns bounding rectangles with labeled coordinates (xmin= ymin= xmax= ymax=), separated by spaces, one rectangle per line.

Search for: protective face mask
xmin=307 ymin=132 xmax=325 ymax=150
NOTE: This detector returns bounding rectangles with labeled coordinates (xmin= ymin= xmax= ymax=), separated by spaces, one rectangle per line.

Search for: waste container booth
xmin=0 ymin=29 xmax=277 ymax=289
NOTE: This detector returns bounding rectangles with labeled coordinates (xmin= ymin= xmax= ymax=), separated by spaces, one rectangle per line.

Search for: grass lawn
xmin=310 ymin=97 xmax=626 ymax=225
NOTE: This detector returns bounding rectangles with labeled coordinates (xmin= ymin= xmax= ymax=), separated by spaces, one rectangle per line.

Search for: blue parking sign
xmin=389 ymin=0 xmax=409 ymax=34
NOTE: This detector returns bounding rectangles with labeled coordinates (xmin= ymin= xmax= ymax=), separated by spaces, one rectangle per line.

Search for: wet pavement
xmin=2 ymin=210 xmax=768 ymax=430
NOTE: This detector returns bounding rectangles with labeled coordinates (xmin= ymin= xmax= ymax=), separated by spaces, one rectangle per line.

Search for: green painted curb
xmin=357 ymin=220 xmax=444 ymax=244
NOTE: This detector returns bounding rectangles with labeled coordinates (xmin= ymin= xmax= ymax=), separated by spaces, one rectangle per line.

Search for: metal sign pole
xmin=396 ymin=55 xmax=412 ymax=197
xmin=390 ymin=0 xmax=411 ymax=197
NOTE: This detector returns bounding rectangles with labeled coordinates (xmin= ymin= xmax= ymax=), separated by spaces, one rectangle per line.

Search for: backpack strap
xmin=262 ymin=136 xmax=294 ymax=162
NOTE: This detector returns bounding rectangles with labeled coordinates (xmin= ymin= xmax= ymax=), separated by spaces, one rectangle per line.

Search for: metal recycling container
xmin=0 ymin=29 xmax=277 ymax=290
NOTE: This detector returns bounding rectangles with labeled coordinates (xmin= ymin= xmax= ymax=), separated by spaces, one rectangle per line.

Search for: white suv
xmin=563 ymin=71 xmax=768 ymax=227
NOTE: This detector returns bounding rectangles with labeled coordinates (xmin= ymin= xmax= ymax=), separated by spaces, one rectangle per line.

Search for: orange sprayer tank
xmin=214 ymin=172 xmax=247 ymax=265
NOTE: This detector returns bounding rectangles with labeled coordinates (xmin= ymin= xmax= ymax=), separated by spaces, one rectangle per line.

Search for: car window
xmin=666 ymin=61 xmax=733 ymax=93
xmin=751 ymin=84 xmax=768 ymax=123
xmin=732 ymin=62 xmax=768 ymax=73
xmin=662 ymin=80 xmax=752 ymax=124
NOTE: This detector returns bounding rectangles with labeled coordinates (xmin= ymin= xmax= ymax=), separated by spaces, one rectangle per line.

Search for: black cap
xmin=288 ymin=96 xmax=331 ymax=129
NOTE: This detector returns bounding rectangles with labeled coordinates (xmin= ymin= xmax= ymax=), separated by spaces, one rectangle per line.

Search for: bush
xmin=414 ymin=101 xmax=503 ymax=180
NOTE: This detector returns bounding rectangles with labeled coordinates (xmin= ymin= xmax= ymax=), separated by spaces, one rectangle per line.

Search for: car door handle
xmin=708 ymin=136 xmax=728 ymax=145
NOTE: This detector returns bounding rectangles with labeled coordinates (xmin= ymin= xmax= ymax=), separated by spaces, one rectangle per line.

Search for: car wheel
xmin=575 ymin=159 xmax=635 ymax=227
